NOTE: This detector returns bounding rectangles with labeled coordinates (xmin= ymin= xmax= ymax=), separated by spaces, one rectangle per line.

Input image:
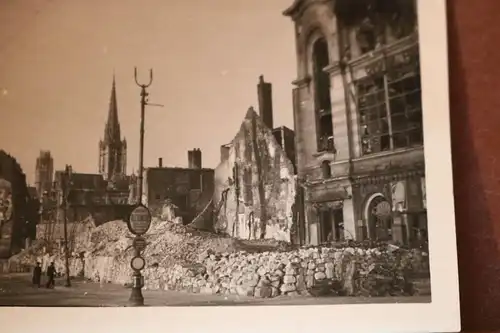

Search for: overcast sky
xmin=0 ymin=0 xmax=296 ymax=184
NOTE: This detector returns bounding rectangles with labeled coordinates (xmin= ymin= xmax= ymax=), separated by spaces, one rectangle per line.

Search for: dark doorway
xmin=332 ymin=208 xmax=344 ymax=240
xmin=320 ymin=209 xmax=332 ymax=243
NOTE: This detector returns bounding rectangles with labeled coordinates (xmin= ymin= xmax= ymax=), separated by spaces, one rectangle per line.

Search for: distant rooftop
xmin=146 ymin=166 xmax=214 ymax=172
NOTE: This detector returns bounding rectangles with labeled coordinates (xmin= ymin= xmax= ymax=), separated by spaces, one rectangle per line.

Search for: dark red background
xmin=448 ymin=0 xmax=500 ymax=331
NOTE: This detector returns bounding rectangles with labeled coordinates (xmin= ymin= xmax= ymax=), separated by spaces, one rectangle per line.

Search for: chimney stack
xmin=257 ymin=75 xmax=274 ymax=130
xmin=188 ymin=150 xmax=194 ymax=168
xmin=158 ymin=157 xmax=163 ymax=168
xmin=193 ymin=148 xmax=202 ymax=169
xmin=188 ymin=149 xmax=202 ymax=169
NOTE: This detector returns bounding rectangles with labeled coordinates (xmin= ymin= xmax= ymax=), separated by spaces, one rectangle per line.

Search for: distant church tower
xmin=98 ymin=75 xmax=127 ymax=181
xmin=35 ymin=150 xmax=54 ymax=198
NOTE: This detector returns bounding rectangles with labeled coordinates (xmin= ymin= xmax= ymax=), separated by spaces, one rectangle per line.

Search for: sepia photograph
xmin=0 ymin=0 xmax=459 ymax=332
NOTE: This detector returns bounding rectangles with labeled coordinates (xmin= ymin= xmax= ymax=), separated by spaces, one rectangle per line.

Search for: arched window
xmin=321 ymin=160 xmax=332 ymax=179
xmin=312 ymin=37 xmax=334 ymax=153
xmin=357 ymin=17 xmax=378 ymax=54
xmin=366 ymin=195 xmax=393 ymax=241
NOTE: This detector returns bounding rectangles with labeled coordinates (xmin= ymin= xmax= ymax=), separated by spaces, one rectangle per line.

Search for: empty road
xmin=0 ymin=273 xmax=430 ymax=307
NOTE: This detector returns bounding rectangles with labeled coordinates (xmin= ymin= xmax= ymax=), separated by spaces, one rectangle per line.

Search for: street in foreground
xmin=0 ymin=273 xmax=430 ymax=307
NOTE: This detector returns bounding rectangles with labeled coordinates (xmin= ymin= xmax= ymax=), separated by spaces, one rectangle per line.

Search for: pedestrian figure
xmin=46 ymin=262 xmax=56 ymax=289
xmin=32 ymin=262 xmax=42 ymax=287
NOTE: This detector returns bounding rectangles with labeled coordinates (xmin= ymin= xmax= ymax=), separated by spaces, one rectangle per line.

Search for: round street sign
xmin=128 ymin=204 xmax=152 ymax=236
xmin=132 ymin=236 xmax=147 ymax=252
xmin=130 ymin=256 xmax=146 ymax=271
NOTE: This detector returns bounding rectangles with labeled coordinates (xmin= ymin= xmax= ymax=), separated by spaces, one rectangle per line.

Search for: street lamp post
xmin=126 ymin=68 xmax=155 ymax=307
xmin=134 ymin=67 xmax=153 ymax=205
xmin=60 ymin=164 xmax=72 ymax=288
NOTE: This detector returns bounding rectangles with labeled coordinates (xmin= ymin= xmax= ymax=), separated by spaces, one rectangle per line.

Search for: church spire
xmin=99 ymin=73 xmax=127 ymax=181
xmin=104 ymin=74 xmax=120 ymax=143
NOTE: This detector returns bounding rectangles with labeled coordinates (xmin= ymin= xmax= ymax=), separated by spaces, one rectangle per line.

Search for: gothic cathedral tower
xmin=98 ymin=76 xmax=127 ymax=181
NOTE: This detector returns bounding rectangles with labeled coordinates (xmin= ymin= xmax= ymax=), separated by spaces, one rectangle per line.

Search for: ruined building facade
xmin=54 ymin=169 xmax=132 ymax=222
xmin=0 ymin=150 xmax=38 ymax=258
xmin=141 ymin=152 xmax=214 ymax=225
xmin=214 ymin=76 xmax=297 ymax=242
xmin=284 ymin=0 xmax=426 ymax=246
xmin=35 ymin=150 xmax=54 ymax=198
xmin=98 ymin=76 xmax=127 ymax=183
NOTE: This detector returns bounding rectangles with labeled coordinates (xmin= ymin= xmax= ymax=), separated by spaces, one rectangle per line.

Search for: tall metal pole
xmin=129 ymin=67 xmax=153 ymax=306
xmin=134 ymin=67 xmax=153 ymax=205
xmin=61 ymin=165 xmax=71 ymax=287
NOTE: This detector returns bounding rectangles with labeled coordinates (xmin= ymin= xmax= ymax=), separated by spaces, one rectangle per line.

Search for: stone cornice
xmin=351 ymin=168 xmax=425 ymax=186
xmin=283 ymin=0 xmax=330 ymax=21
xmin=305 ymin=183 xmax=352 ymax=204
xmin=282 ymin=0 xmax=304 ymax=17
xmin=323 ymin=62 xmax=343 ymax=76
xmin=312 ymin=150 xmax=337 ymax=160
xmin=292 ymin=76 xmax=312 ymax=88
xmin=352 ymin=146 xmax=424 ymax=164
xmin=302 ymin=175 xmax=350 ymax=188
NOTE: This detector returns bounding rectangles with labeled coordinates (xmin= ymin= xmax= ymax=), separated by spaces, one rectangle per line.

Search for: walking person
xmin=32 ymin=262 xmax=42 ymax=288
xmin=46 ymin=262 xmax=56 ymax=289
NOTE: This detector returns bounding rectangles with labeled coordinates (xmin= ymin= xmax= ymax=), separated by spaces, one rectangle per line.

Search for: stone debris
xmin=9 ymin=216 xmax=430 ymax=298
xmin=141 ymin=244 xmax=428 ymax=298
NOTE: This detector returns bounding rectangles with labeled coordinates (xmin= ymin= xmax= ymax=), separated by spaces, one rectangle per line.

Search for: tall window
xmin=243 ymin=167 xmax=253 ymax=204
xmin=357 ymin=17 xmax=378 ymax=54
xmin=189 ymin=172 xmax=201 ymax=190
xmin=356 ymin=46 xmax=422 ymax=155
xmin=321 ymin=160 xmax=332 ymax=179
xmin=312 ymin=37 xmax=334 ymax=153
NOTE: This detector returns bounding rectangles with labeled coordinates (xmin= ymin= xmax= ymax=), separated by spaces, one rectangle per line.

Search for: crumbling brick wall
xmin=214 ymin=108 xmax=296 ymax=242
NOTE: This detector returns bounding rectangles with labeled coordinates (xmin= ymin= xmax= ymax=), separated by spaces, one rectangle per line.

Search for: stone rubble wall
xmin=140 ymin=245 xmax=429 ymax=298
xmin=10 ymin=218 xmax=429 ymax=298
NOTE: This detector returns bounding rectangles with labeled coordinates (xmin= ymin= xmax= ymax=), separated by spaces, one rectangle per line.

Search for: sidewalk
xmin=0 ymin=273 xmax=431 ymax=307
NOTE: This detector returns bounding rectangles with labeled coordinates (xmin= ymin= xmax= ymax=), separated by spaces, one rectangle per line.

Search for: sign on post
xmin=128 ymin=204 xmax=152 ymax=236
xmin=130 ymin=256 xmax=146 ymax=271
xmin=132 ymin=236 xmax=147 ymax=252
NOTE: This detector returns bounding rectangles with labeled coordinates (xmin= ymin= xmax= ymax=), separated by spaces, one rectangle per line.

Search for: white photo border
xmin=0 ymin=1 xmax=460 ymax=332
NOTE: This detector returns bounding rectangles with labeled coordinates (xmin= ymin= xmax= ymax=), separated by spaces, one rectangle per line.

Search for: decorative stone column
xmin=291 ymin=78 xmax=314 ymax=171
xmin=306 ymin=203 xmax=320 ymax=246
xmin=391 ymin=213 xmax=406 ymax=244
xmin=325 ymin=63 xmax=350 ymax=162
xmin=342 ymin=198 xmax=356 ymax=240
xmin=356 ymin=219 xmax=365 ymax=241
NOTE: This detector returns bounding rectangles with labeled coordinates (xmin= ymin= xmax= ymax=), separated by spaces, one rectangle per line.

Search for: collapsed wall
xmin=141 ymin=244 xmax=430 ymax=297
xmin=213 ymin=108 xmax=296 ymax=242
xmin=10 ymin=216 xmax=430 ymax=298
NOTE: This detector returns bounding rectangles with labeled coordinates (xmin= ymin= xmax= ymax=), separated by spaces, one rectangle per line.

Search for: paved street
xmin=0 ymin=273 xmax=430 ymax=307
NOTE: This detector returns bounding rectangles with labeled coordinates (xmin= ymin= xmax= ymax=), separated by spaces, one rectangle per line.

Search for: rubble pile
xmin=9 ymin=240 xmax=46 ymax=265
xmin=8 ymin=240 xmax=72 ymax=276
xmin=79 ymin=219 xmax=294 ymax=285
xmin=142 ymin=244 xmax=429 ymax=298
xmin=9 ymin=216 xmax=429 ymax=298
